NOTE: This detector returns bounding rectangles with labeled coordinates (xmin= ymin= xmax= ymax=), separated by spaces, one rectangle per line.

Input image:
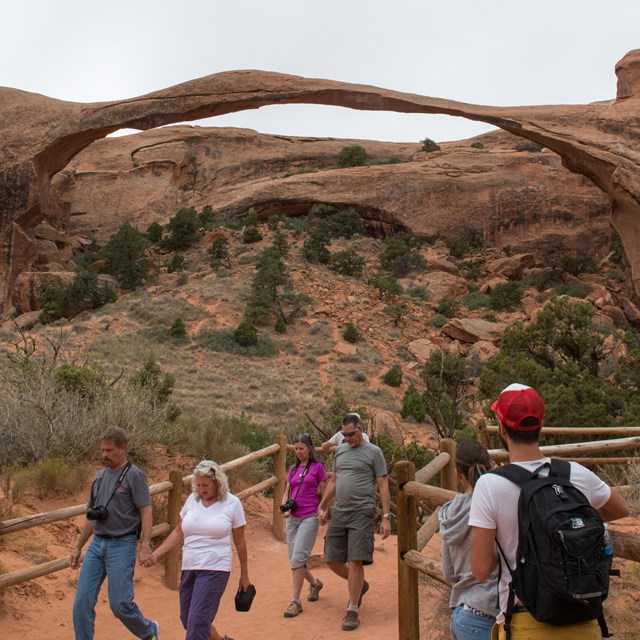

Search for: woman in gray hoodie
xmin=439 ymin=439 xmax=498 ymax=640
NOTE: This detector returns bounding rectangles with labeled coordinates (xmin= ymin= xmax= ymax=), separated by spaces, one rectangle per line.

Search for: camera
xmin=280 ymin=499 xmax=297 ymax=514
xmin=86 ymin=505 xmax=109 ymax=521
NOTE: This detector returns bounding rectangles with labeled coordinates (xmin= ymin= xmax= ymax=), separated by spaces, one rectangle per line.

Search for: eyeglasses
xmin=341 ymin=428 xmax=360 ymax=438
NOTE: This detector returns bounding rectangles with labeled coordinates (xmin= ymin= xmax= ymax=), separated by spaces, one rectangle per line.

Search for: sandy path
xmin=0 ymin=503 xmax=407 ymax=639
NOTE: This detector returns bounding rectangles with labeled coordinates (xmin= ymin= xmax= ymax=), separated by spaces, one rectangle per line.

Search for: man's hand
xmin=380 ymin=517 xmax=392 ymax=540
xmin=69 ymin=547 xmax=82 ymax=570
xmin=137 ymin=542 xmax=153 ymax=565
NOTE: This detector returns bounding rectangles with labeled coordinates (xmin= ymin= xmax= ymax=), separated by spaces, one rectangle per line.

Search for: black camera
xmin=86 ymin=505 xmax=109 ymax=521
xmin=280 ymin=499 xmax=297 ymax=514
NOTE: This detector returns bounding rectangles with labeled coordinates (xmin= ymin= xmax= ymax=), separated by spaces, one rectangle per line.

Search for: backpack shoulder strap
xmin=549 ymin=458 xmax=571 ymax=479
xmin=490 ymin=463 xmax=532 ymax=487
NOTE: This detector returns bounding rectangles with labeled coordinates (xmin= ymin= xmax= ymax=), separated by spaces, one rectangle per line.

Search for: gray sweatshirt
xmin=439 ymin=492 xmax=499 ymax=616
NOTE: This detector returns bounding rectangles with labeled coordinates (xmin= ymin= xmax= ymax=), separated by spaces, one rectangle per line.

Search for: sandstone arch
xmin=2 ymin=50 xmax=640 ymax=314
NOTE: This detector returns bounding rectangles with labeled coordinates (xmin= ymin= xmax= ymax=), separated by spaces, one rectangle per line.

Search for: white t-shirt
xmin=180 ymin=492 xmax=246 ymax=571
xmin=327 ymin=430 xmax=370 ymax=446
xmin=469 ymin=458 xmax=611 ymax=620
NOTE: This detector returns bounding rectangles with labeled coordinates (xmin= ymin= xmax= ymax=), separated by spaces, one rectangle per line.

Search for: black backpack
xmin=491 ymin=459 xmax=612 ymax=637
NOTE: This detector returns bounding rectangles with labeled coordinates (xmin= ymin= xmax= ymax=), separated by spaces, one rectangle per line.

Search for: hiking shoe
xmin=307 ymin=579 xmax=324 ymax=602
xmin=358 ymin=580 xmax=369 ymax=607
xmin=149 ymin=621 xmax=159 ymax=640
xmin=342 ymin=609 xmax=360 ymax=631
xmin=284 ymin=601 xmax=303 ymax=618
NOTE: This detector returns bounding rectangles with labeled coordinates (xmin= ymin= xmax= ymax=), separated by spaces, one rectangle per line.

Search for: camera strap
xmin=287 ymin=460 xmax=312 ymax=502
xmin=91 ymin=461 xmax=133 ymax=509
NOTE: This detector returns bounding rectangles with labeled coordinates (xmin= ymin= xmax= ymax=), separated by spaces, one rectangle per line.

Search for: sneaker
xmin=284 ymin=601 xmax=303 ymax=618
xmin=307 ymin=579 xmax=324 ymax=602
xmin=342 ymin=609 xmax=360 ymax=631
xmin=357 ymin=580 xmax=369 ymax=607
xmin=149 ymin=621 xmax=159 ymax=640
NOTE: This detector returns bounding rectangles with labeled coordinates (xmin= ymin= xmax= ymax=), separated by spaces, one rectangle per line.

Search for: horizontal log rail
xmin=0 ymin=441 xmax=284 ymax=591
xmin=403 ymin=549 xmax=451 ymax=587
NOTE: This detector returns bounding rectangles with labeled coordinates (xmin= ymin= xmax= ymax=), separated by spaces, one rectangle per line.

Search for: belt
xmin=95 ymin=532 xmax=136 ymax=540
xmin=462 ymin=604 xmax=494 ymax=618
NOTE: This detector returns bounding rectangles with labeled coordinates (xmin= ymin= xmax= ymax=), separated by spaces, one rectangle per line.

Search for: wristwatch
xmin=382 ymin=513 xmax=392 ymax=520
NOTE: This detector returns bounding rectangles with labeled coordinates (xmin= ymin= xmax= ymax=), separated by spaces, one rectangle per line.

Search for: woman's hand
xmin=238 ymin=575 xmax=251 ymax=591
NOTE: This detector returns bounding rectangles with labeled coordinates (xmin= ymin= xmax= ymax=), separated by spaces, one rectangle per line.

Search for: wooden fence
xmin=395 ymin=435 xmax=640 ymax=640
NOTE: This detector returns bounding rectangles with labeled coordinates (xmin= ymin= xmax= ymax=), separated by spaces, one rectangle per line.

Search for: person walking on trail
xmin=469 ymin=383 xmax=631 ymax=640
xmin=69 ymin=427 xmax=158 ymax=640
xmin=320 ymin=412 xmax=370 ymax=452
xmin=439 ymin=439 xmax=498 ymax=640
xmin=280 ymin=433 xmax=328 ymax=618
xmin=317 ymin=412 xmax=392 ymax=632
xmin=143 ymin=460 xmax=250 ymax=640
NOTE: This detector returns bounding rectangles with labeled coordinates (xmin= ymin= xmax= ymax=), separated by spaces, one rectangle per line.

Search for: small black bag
xmin=234 ymin=584 xmax=257 ymax=612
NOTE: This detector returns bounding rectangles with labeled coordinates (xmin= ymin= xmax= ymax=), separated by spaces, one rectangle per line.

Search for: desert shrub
xmin=40 ymin=269 xmax=117 ymax=323
xmin=170 ymin=317 xmax=187 ymax=340
xmin=161 ymin=207 xmax=199 ymax=251
xmin=338 ymin=145 xmax=367 ymax=168
xmin=406 ymin=286 xmax=429 ymax=301
xmin=401 ymin=384 xmax=426 ymax=422
xmin=274 ymin=316 xmax=287 ymax=334
xmin=329 ymin=249 xmax=365 ymax=277
xmin=606 ymin=268 xmax=625 ymax=283
xmin=429 ymin=314 xmax=448 ymax=328
xmin=234 ymin=320 xmax=258 ymax=346
xmin=470 ymin=142 xmax=485 ymax=149
xmin=560 ymin=255 xmax=599 ymax=276
xmin=370 ymin=275 xmax=403 ymax=301
xmin=267 ymin=215 xmax=280 ymax=230
xmin=436 ymin=297 xmax=460 ymax=318
xmin=551 ymin=282 xmax=591 ymax=299
xmin=463 ymin=291 xmax=490 ymax=310
xmin=608 ymin=237 xmax=623 ymax=265
xmin=209 ymin=236 xmax=231 ymax=269
xmin=420 ymin=137 xmax=441 ymax=152
xmin=130 ymin=355 xmax=177 ymax=414
xmin=302 ymin=224 xmax=331 ymax=264
xmin=527 ymin=268 xmax=561 ymax=291
xmin=460 ymin=260 xmax=481 ymax=281
xmin=342 ymin=324 xmax=360 ymax=344
xmin=325 ymin=210 xmax=364 ymax=238
xmin=53 ymin=363 xmax=107 ymax=398
xmin=383 ymin=365 xmax=403 ymax=387
xmin=242 ymin=226 xmax=263 ymax=244
xmin=102 ymin=223 xmax=150 ymax=289
xmin=197 ymin=205 xmax=216 ymax=230
xmin=445 ymin=226 xmax=485 ymax=259
xmin=489 ymin=281 xmax=523 ymax=310
xmin=167 ymin=254 xmax=185 ymax=273
xmin=514 ymin=142 xmax=544 ymax=152
xmin=196 ymin=329 xmax=277 ymax=357
xmin=147 ymin=222 xmax=163 ymax=244
xmin=271 ymin=230 xmax=289 ymax=257
xmin=30 ymin=458 xmax=86 ymax=498
xmin=379 ymin=233 xmax=424 ymax=277
xmin=281 ymin=215 xmax=310 ymax=235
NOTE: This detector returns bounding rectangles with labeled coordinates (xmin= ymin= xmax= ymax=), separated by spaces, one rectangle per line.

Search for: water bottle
xmin=603 ymin=523 xmax=613 ymax=557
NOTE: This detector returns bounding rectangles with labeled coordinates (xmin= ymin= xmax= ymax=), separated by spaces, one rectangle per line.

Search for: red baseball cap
xmin=490 ymin=383 xmax=544 ymax=430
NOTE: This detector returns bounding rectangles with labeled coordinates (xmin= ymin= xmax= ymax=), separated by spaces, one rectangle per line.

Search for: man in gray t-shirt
xmin=69 ymin=428 xmax=158 ymax=640
xmin=318 ymin=413 xmax=392 ymax=632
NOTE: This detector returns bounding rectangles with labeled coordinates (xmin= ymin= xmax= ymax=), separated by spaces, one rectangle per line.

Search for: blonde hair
xmin=191 ymin=460 xmax=230 ymax=501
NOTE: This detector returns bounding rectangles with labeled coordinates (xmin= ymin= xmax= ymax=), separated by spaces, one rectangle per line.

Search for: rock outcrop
xmin=2 ymin=50 xmax=640 ymax=314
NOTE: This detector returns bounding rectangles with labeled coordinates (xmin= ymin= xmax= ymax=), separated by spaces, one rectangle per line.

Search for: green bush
xmin=420 ymin=138 xmax=441 ymax=152
xmin=325 ymin=209 xmax=364 ymax=238
xmin=470 ymin=142 xmax=485 ymax=149
xmin=445 ymin=226 xmax=485 ymax=259
xmin=161 ymin=207 xmax=199 ymax=251
xmin=274 ymin=316 xmax=287 ymax=334
xmin=196 ymin=328 xmax=277 ymax=357
xmin=343 ymin=324 xmax=360 ymax=344
xmin=338 ymin=145 xmax=367 ymax=168
xmin=370 ymin=275 xmax=403 ymax=301
xmin=463 ymin=291 xmax=490 ymax=310
xmin=551 ymin=282 xmax=591 ymax=299
xmin=429 ymin=314 xmax=447 ymax=328
xmin=514 ymin=142 xmax=544 ymax=152
xmin=489 ymin=281 xmax=523 ymax=310
xmin=560 ymin=255 xmax=598 ymax=276
xmin=267 ymin=215 xmax=280 ymax=230
xmin=383 ymin=365 xmax=403 ymax=387
xmin=167 ymin=254 xmax=185 ymax=273
xmin=302 ymin=224 xmax=331 ymax=264
xmin=436 ymin=296 xmax=460 ymax=318
xmin=197 ymin=205 xmax=216 ymax=230
xmin=234 ymin=320 xmax=258 ymax=346
xmin=53 ymin=363 xmax=106 ymax=398
xmin=102 ymin=223 xmax=150 ymax=289
xmin=242 ymin=226 xmax=263 ymax=244
xmin=147 ymin=222 xmax=163 ymax=244
xmin=170 ymin=317 xmax=187 ymax=340
xmin=329 ymin=249 xmax=365 ymax=277
xmin=608 ymin=237 xmax=623 ymax=265
xmin=209 ymin=236 xmax=230 ymax=269
xmin=401 ymin=384 xmax=426 ymax=421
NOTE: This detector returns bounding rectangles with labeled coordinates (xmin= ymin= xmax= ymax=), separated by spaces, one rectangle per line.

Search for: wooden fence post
xmin=440 ymin=438 xmax=458 ymax=492
xmin=272 ymin=434 xmax=288 ymax=541
xmin=397 ymin=460 xmax=419 ymax=640
xmin=164 ymin=469 xmax=183 ymax=590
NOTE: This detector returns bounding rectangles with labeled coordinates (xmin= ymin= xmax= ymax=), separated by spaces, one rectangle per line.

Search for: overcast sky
xmin=2 ymin=0 xmax=639 ymax=143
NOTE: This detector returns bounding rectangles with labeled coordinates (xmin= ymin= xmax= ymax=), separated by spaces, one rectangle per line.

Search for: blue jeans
xmin=451 ymin=604 xmax=496 ymax=640
xmin=72 ymin=534 xmax=154 ymax=640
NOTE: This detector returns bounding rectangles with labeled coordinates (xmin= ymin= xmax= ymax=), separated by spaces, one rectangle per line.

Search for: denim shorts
xmin=324 ymin=507 xmax=375 ymax=565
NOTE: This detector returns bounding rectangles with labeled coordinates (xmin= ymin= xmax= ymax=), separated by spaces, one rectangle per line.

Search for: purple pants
xmin=179 ymin=569 xmax=230 ymax=640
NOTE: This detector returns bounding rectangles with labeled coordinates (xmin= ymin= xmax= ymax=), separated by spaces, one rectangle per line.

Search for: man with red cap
xmin=469 ymin=383 xmax=630 ymax=639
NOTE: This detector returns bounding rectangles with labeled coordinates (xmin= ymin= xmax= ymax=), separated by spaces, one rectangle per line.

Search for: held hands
xmin=139 ymin=549 xmax=157 ymax=568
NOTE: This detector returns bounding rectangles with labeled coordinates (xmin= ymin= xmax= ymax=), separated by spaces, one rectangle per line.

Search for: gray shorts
xmin=324 ymin=507 xmax=375 ymax=565
xmin=286 ymin=515 xmax=320 ymax=569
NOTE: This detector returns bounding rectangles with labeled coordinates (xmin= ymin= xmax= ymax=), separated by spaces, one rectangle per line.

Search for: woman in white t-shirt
xmin=144 ymin=460 xmax=250 ymax=640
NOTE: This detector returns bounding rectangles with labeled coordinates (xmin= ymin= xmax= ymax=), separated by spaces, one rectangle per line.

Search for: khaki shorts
xmin=491 ymin=612 xmax=601 ymax=640
xmin=323 ymin=507 xmax=375 ymax=565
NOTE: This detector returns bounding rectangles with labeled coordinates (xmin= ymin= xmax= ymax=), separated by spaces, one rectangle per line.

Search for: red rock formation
xmin=2 ymin=50 xmax=640 ymax=313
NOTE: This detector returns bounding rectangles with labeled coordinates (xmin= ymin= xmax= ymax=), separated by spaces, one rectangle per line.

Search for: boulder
xmin=407 ymin=338 xmax=439 ymax=363
xmin=332 ymin=341 xmax=357 ymax=356
xmin=443 ymin=318 xmax=506 ymax=344
xmin=421 ymin=272 xmax=468 ymax=303
xmin=486 ymin=253 xmax=535 ymax=280
xmin=467 ymin=339 xmax=500 ymax=363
